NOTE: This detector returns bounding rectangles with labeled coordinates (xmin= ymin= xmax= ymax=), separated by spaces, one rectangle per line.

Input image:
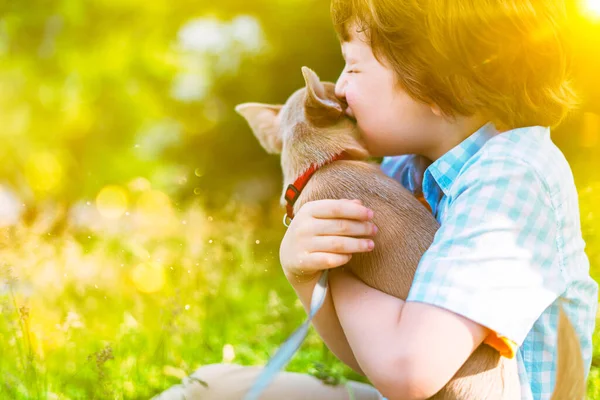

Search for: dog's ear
xmin=301 ymin=66 xmax=343 ymax=123
xmin=235 ymin=103 xmax=283 ymax=154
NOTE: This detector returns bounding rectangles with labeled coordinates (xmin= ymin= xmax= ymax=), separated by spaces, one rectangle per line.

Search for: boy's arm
xmin=328 ymin=268 xmax=489 ymax=400
xmin=330 ymin=154 xmax=566 ymax=400
xmin=285 ymin=271 xmax=365 ymax=375
xmin=277 ymin=198 xmax=377 ymax=376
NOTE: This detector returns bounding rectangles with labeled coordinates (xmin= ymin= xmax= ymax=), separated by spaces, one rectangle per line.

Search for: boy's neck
xmin=423 ymin=114 xmax=490 ymax=161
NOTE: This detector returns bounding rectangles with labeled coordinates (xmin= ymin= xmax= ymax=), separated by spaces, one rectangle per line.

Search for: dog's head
xmin=235 ymin=67 xmax=369 ymax=162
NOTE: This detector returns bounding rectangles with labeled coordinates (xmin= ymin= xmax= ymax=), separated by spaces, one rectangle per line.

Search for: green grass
xmin=0 ymin=198 xmax=364 ymax=399
xmin=1 ymin=183 xmax=599 ymax=399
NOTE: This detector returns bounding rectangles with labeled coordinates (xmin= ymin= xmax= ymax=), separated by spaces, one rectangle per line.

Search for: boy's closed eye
xmin=345 ymin=63 xmax=360 ymax=74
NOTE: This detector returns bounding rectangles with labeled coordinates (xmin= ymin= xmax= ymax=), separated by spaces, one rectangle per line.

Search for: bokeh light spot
xmin=131 ymin=261 xmax=166 ymax=293
xmin=96 ymin=185 xmax=128 ymax=219
xmin=25 ymin=152 xmax=64 ymax=194
xmin=134 ymin=189 xmax=178 ymax=235
xmin=222 ymin=343 xmax=235 ymax=363
xmin=137 ymin=190 xmax=172 ymax=217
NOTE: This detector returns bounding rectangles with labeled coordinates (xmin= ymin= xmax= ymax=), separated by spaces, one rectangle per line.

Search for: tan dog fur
xmin=236 ymin=66 xmax=586 ymax=400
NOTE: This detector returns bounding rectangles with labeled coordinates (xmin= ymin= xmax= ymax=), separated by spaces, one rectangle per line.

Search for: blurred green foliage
xmin=0 ymin=0 xmax=348 ymax=213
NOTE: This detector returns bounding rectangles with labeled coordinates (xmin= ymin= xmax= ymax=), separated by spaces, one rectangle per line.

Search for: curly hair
xmin=331 ymin=0 xmax=579 ymax=130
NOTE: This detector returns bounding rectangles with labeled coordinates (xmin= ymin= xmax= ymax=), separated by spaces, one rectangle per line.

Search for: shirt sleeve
xmin=381 ymin=155 xmax=432 ymax=196
xmin=406 ymin=153 xmax=566 ymax=349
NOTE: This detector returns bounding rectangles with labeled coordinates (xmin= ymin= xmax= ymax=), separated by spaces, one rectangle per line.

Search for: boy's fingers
xmin=312 ymin=218 xmax=377 ymax=237
xmin=307 ymin=199 xmax=373 ymax=221
xmin=310 ymin=236 xmax=375 ymax=254
xmin=308 ymin=252 xmax=353 ymax=270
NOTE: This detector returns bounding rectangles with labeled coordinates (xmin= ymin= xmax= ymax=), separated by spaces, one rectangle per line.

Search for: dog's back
xmin=299 ymin=160 xmax=435 ymax=298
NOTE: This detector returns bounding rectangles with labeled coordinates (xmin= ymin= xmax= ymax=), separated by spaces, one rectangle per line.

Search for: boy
xmin=155 ymin=1 xmax=597 ymax=399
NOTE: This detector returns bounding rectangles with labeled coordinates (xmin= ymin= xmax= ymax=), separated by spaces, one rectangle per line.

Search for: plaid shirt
xmin=380 ymin=123 xmax=597 ymax=400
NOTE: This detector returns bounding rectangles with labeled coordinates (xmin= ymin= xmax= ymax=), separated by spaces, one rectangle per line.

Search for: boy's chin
xmin=361 ymin=143 xmax=385 ymax=158
xmin=364 ymin=142 xmax=413 ymax=158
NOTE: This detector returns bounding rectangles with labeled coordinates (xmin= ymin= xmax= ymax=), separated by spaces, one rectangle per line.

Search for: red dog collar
xmin=283 ymin=152 xmax=350 ymax=226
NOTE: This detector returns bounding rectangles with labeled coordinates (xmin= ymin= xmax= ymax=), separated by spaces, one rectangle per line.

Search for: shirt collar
xmin=425 ymin=122 xmax=499 ymax=196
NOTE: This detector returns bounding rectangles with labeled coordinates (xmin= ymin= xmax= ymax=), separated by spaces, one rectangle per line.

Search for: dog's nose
xmin=335 ymin=85 xmax=353 ymax=118
xmin=335 ymin=95 xmax=355 ymax=120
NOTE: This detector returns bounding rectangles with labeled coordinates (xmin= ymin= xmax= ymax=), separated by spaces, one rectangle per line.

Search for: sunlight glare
xmin=585 ymin=0 xmax=600 ymax=15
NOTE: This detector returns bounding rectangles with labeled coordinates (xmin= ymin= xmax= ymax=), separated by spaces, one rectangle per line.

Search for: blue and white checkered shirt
xmin=381 ymin=123 xmax=598 ymax=400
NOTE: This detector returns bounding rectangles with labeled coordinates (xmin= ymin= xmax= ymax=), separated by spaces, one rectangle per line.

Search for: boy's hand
xmin=280 ymin=199 xmax=377 ymax=281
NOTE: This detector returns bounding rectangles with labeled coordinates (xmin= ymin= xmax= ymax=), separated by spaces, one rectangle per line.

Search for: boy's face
xmin=335 ymin=26 xmax=441 ymax=158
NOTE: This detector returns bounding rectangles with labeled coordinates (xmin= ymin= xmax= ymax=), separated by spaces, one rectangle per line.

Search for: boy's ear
xmin=430 ymin=103 xmax=443 ymax=117
xmin=235 ymin=103 xmax=283 ymax=154
xmin=301 ymin=66 xmax=343 ymax=122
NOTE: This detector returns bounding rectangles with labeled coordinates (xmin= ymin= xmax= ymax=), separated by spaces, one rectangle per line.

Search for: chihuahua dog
xmin=235 ymin=66 xmax=585 ymax=400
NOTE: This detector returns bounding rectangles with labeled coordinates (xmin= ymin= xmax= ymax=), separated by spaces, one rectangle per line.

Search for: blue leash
xmin=243 ymin=269 xmax=329 ymax=400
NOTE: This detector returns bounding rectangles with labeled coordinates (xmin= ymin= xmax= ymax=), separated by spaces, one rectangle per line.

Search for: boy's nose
xmin=334 ymin=73 xmax=346 ymax=102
